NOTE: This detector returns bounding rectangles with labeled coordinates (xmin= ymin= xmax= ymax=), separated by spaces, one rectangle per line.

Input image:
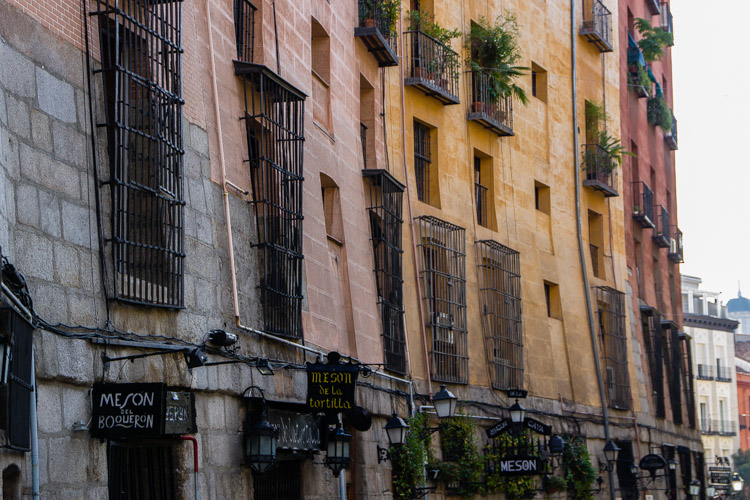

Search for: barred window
xmin=477 ymin=240 xmax=522 ymax=390
xmin=0 ymin=303 xmax=34 ymax=451
xmin=413 ymin=122 xmax=431 ymax=204
xmin=680 ymin=334 xmax=696 ymax=428
xmin=93 ymin=0 xmax=185 ymax=308
xmin=236 ymin=63 xmax=306 ymax=339
xmin=641 ymin=306 xmax=665 ymax=418
xmin=234 ymin=0 xmax=257 ymax=63
xmin=108 ymin=441 xmax=175 ymax=500
xmin=596 ymin=287 xmax=629 ymax=409
xmin=416 ymin=216 xmax=467 ymax=384
xmin=364 ymin=170 xmax=406 ymax=374
xmin=662 ymin=320 xmax=682 ymax=424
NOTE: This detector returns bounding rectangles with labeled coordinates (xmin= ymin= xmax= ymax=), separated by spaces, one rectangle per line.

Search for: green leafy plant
xmin=408 ymin=10 xmax=461 ymax=46
xmin=562 ymin=436 xmax=598 ymax=500
xmin=466 ymin=13 xmax=529 ymax=105
xmin=633 ymin=18 xmax=673 ymax=62
xmin=629 ymin=63 xmax=651 ymax=93
xmin=647 ymin=94 xmax=673 ymax=131
xmin=432 ymin=415 xmax=483 ymax=499
xmin=390 ymin=412 xmax=431 ymax=500
xmin=543 ymin=474 xmax=568 ymax=494
xmin=484 ymin=431 xmax=536 ymax=500
xmin=381 ymin=0 xmax=402 ymax=37
xmin=582 ymin=101 xmax=633 ymax=172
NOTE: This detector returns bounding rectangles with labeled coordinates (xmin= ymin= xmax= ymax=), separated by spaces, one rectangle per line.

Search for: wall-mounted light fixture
xmin=689 ymin=480 xmax=700 ymax=497
xmin=667 ymin=459 xmax=677 ymax=471
xmin=629 ymin=463 xmax=639 ymax=476
xmin=325 ymin=423 xmax=352 ymax=477
xmin=207 ymin=329 xmax=238 ymax=347
xmin=599 ymin=441 xmax=620 ymax=472
xmin=377 ymin=413 xmax=409 ymax=463
xmin=432 ymin=385 xmax=457 ymax=419
xmin=732 ymin=472 xmax=744 ymax=493
xmin=243 ymin=386 xmax=278 ymax=474
xmin=255 ymin=358 xmax=274 ymax=376
xmin=705 ymin=485 xmax=716 ymax=498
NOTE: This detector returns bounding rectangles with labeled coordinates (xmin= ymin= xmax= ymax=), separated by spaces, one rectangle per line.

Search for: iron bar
xmin=467 ymin=70 xmax=513 ymax=136
xmin=413 ymin=122 xmax=431 ymax=203
xmin=631 ymin=181 xmax=655 ymax=227
xmin=402 ymin=30 xmax=460 ymax=104
xmin=641 ymin=307 xmax=665 ymax=418
xmin=234 ymin=0 xmax=256 ymax=63
xmin=596 ymin=287 xmax=629 ymax=410
xmin=580 ymin=0 xmax=614 ymax=52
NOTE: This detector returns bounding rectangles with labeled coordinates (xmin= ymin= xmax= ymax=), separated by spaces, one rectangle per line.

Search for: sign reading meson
xmin=496 ymin=457 xmax=543 ymax=476
xmin=92 ymin=383 xmax=198 ymax=439
xmin=306 ymin=363 xmax=359 ymax=414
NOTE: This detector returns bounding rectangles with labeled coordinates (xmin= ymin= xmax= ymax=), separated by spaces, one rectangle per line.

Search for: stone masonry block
xmin=52 ymin=121 xmax=86 ymax=168
xmin=15 ymin=182 xmax=39 ymax=227
xmin=55 ymin=338 xmax=93 ymax=385
xmin=36 ymin=67 xmax=76 ymax=124
xmin=34 ymin=332 xmax=59 ymax=379
xmin=14 ymin=229 xmax=53 ymax=280
xmin=31 ymin=109 xmax=52 ymax=152
xmin=62 ymin=387 xmax=89 ymax=431
xmin=1 ymin=128 xmax=20 ymax=181
xmin=20 ymin=143 xmax=80 ymax=200
xmin=30 ymin=283 xmax=69 ymax=324
xmin=54 ymin=242 xmax=79 ymax=288
xmin=6 ymin=93 xmax=30 ymax=140
xmin=39 ymin=190 xmax=61 ymax=238
xmin=0 ymin=43 xmax=36 ymax=99
xmin=36 ymin=383 xmax=62 ymax=433
xmin=188 ymin=177 xmax=207 ymax=213
xmin=206 ymin=395 xmax=226 ymax=430
xmin=48 ymin=437 xmax=88 ymax=484
xmin=190 ymin=124 xmax=209 ymax=156
xmin=0 ymin=88 xmax=6 ymax=125
xmin=196 ymin=212 xmax=213 ymax=245
xmin=61 ymin=201 xmax=92 ymax=248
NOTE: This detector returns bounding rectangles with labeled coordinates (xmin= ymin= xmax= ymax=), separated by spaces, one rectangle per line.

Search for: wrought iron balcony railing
xmin=234 ymin=0 xmax=257 ymax=63
xmin=667 ymin=226 xmax=683 ymax=264
xmin=627 ymin=34 xmax=650 ymax=98
xmin=467 ymin=70 xmax=514 ymax=136
xmin=632 ymin=181 xmax=655 ymax=228
xmin=664 ymin=113 xmax=678 ymax=150
xmin=653 ymin=205 xmax=670 ymax=248
xmin=403 ymin=31 xmax=460 ymax=105
xmin=696 ymin=364 xmax=714 ymax=380
xmin=580 ymin=0 xmax=614 ymax=52
xmin=646 ymin=0 xmax=661 ymax=15
xmin=355 ymin=0 xmax=399 ymax=67
xmin=582 ymin=144 xmax=619 ymax=197
xmin=714 ymin=420 xmax=737 ymax=436
xmin=716 ymin=366 xmax=732 ymax=382
xmin=475 ymin=183 xmax=488 ymax=227
xmin=660 ymin=2 xmax=674 ymax=45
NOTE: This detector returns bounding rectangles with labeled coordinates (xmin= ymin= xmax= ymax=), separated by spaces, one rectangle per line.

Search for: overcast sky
xmin=672 ymin=1 xmax=750 ymax=304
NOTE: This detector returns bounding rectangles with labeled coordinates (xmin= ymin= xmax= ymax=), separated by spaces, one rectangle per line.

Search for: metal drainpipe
xmin=569 ymin=3 xmax=616 ymax=500
xmin=181 ymin=436 xmax=200 ymax=500
xmin=30 ymin=350 xmax=40 ymax=499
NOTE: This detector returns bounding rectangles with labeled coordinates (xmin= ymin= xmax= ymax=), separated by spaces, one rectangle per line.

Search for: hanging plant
xmin=432 ymin=415 xmax=484 ymax=499
xmin=407 ymin=10 xmax=461 ymax=46
xmin=562 ymin=436 xmax=598 ymax=500
xmin=465 ymin=13 xmax=529 ymax=105
xmin=582 ymin=101 xmax=634 ymax=172
xmin=381 ymin=0 xmax=402 ymax=38
xmin=647 ymin=94 xmax=673 ymax=131
xmin=390 ymin=412 xmax=431 ymax=500
xmin=629 ymin=63 xmax=651 ymax=93
xmin=484 ymin=431 xmax=536 ymax=500
xmin=633 ymin=18 xmax=673 ymax=62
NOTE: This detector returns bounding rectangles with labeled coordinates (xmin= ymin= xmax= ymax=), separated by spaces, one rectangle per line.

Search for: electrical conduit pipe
xmin=181 ymin=436 xmax=200 ymax=500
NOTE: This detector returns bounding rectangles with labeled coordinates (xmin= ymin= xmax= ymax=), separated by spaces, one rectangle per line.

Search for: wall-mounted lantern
xmin=599 ymin=441 xmax=620 ymax=473
xmin=433 ymin=385 xmax=457 ymax=419
xmin=705 ymin=485 xmax=716 ymax=498
xmin=689 ymin=480 xmax=700 ymax=497
xmin=325 ymin=424 xmax=352 ymax=477
xmin=548 ymin=435 xmax=565 ymax=456
xmin=732 ymin=472 xmax=744 ymax=493
xmin=629 ymin=463 xmax=639 ymax=476
xmin=509 ymin=400 xmax=526 ymax=425
xmin=377 ymin=413 xmax=409 ymax=463
xmin=246 ymin=403 xmax=278 ymax=474
xmin=667 ymin=459 xmax=677 ymax=471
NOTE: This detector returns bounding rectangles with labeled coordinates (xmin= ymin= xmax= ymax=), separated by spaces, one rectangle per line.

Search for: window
xmin=108 ymin=441 xmax=176 ymax=500
xmin=413 ymin=121 xmax=439 ymax=206
xmin=311 ymin=18 xmax=331 ymax=130
xmin=254 ymin=460 xmax=302 ymax=500
xmin=615 ymin=441 xmax=639 ymax=500
xmin=531 ymin=62 xmax=547 ymax=102
xmin=679 ymin=335 xmax=695 ymax=428
xmin=662 ymin=445 xmax=678 ymax=500
xmin=544 ymin=281 xmax=562 ymax=319
xmin=360 ymin=75 xmax=375 ymax=169
xmin=364 ymin=170 xmax=406 ymax=374
xmin=534 ymin=181 xmax=550 ymax=214
xmin=234 ymin=0 xmax=257 ymax=62
xmin=94 ymin=0 xmax=185 ymax=307
xmin=596 ymin=287 xmax=629 ymax=409
xmin=662 ymin=321 xmax=682 ymax=424
xmin=474 ymin=154 xmax=495 ymax=229
xmin=477 ymin=240 xmax=522 ymax=389
xmin=588 ymin=210 xmax=604 ymax=278
xmin=0 ymin=304 xmax=33 ymax=451
xmin=321 ymin=176 xmax=343 ymax=243
xmin=641 ymin=307 xmax=665 ymax=418
xmin=238 ymin=63 xmax=306 ymax=339
xmin=2 ymin=465 xmax=20 ymax=500
xmin=416 ymin=216 xmax=467 ymax=383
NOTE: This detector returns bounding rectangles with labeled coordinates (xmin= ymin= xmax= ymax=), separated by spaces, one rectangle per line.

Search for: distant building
xmin=727 ymin=290 xmax=750 ymax=336
xmin=682 ymin=275 xmax=740 ymax=464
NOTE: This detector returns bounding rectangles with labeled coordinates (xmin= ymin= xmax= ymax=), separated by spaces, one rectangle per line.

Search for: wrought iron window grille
xmin=363 ymin=169 xmax=407 ymax=374
xmin=661 ymin=321 xmax=682 ymax=424
xmin=236 ymin=62 xmax=306 ymax=339
xmin=413 ymin=122 xmax=431 ymax=203
xmin=108 ymin=441 xmax=176 ymax=500
xmin=234 ymin=0 xmax=257 ymax=63
xmin=477 ymin=240 xmax=522 ymax=390
xmin=679 ymin=334 xmax=696 ymax=428
xmin=632 ymin=181 xmax=655 ymax=228
xmin=596 ymin=287 xmax=629 ymax=410
xmin=91 ymin=0 xmax=185 ymax=308
xmin=653 ymin=205 xmax=671 ymax=248
xmin=640 ymin=307 xmax=665 ymax=418
xmin=415 ymin=216 xmax=467 ymax=384
xmin=0 ymin=303 xmax=34 ymax=451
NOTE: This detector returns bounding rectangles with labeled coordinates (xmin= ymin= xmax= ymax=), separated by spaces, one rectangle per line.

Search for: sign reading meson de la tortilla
xmin=92 ymin=383 xmax=165 ymax=438
xmin=306 ymin=363 xmax=359 ymax=414
xmin=496 ymin=457 xmax=543 ymax=476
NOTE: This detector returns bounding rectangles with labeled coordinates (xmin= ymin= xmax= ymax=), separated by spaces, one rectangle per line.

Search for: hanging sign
xmin=524 ymin=418 xmax=552 ymax=436
xmin=164 ymin=391 xmax=196 ymax=435
xmin=306 ymin=363 xmax=359 ymax=414
xmin=92 ymin=383 xmax=165 ymax=438
xmin=486 ymin=418 xmax=512 ymax=438
xmin=506 ymin=389 xmax=528 ymax=399
xmin=496 ymin=456 xmax=544 ymax=476
xmin=639 ymin=454 xmax=667 ymax=472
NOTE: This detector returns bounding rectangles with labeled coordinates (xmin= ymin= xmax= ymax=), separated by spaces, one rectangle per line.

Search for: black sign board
xmin=709 ymin=467 xmax=732 ymax=472
xmin=496 ymin=456 xmax=544 ymax=476
xmin=268 ymin=410 xmax=321 ymax=452
xmin=506 ymin=389 xmax=528 ymax=399
xmin=486 ymin=419 xmax=512 ymax=438
xmin=306 ymin=363 xmax=359 ymax=414
xmin=92 ymin=383 xmax=165 ymax=438
xmin=164 ymin=391 xmax=196 ymax=435
xmin=524 ymin=418 xmax=551 ymax=436
xmin=639 ymin=454 xmax=667 ymax=472
xmin=713 ymin=484 xmax=730 ymax=491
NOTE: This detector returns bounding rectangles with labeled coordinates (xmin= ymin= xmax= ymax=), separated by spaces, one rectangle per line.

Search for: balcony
xmin=652 ymin=205 xmax=670 ymax=248
xmin=467 ymin=70 xmax=513 ymax=137
xmin=582 ymin=144 xmax=619 ymax=197
xmin=646 ymin=0 xmax=661 ymax=15
xmin=697 ymin=364 xmax=714 ymax=380
xmin=660 ymin=2 xmax=674 ymax=46
xmin=667 ymin=226 xmax=683 ymax=263
xmin=632 ymin=181 xmax=655 ymax=228
xmin=716 ymin=366 xmax=732 ymax=382
xmin=580 ymin=0 xmax=614 ymax=53
xmin=355 ymin=0 xmax=399 ymax=67
xmin=627 ymin=33 xmax=650 ymax=98
xmin=403 ymin=31 xmax=460 ymax=105
xmin=700 ymin=420 xmax=737 ymax=436
xmin=475 ymin=183 xmax=488 ymax=227
xmin=664 ymin=113 xmax=678 ymax=150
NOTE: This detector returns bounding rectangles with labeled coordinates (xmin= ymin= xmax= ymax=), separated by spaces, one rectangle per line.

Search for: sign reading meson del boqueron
xmin=306 ymin=363 xmax=359 ymax=414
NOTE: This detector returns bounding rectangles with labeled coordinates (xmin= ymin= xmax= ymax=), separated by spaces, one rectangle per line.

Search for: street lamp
xmin=433 ymin=385 xmax=458 ymax=419
xmin=689 ymin=480 xmax=700 ymax=497
xmin=325 ymin=424 xmax=352 ymax=478
xmin=603 ymin=440 xmax=621 ymax=466
xmin=245 ymin=404 xmax=278 ymax=473
xmin=509 ymin=400 xmax=527 ymax=424
xmin=705 ymin=485 xmax=716 ymax=498
xmin=384 ymin=413 xmax=409 ymax=446
xmin=732 ymin=473 xmax=744 ymax=493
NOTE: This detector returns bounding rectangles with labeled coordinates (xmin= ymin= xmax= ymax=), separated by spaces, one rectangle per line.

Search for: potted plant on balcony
xmin=633 ymin=18 xmax=673 ymax=62
xmin=382 ymin=0 xmax=401 ymax=38
xmin=628 ymin=61 xmax=651 ymax=97
xmin=408 ymin=10 xmax=460 ymax=85
xmin=647 ymin=94 xmax=672 ymax=131
xmin=466 ymin=13 xmax=529 ymax=114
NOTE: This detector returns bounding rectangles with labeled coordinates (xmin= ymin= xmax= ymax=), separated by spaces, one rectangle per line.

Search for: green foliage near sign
xmin=647 ymin=95 xmax=673 ymax=131
xmin=391 ymin=412 xmax=431 ymax=500
xmin=732 ymin=450 xmax=750 ymax=500
xmin=562 ymin=436 xmax=598 ymax=500
xmin=485 ymin=430 xmax=536 ymax=500
xmin=431 ymin=415 xmax=484 ymax=498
